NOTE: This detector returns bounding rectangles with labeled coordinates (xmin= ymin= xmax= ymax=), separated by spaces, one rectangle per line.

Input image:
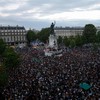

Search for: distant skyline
xmin=0 ymin=0 xmax=100 ymax=30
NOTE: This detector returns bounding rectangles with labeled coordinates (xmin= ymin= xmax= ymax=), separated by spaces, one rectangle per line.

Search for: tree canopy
xmin=83 ymin=24 xmax=97 ymax=43
xmin=0 ymin=39 xmax=6 ymax=55
xmin=96 ymin=31 xmax=100 ymax=43
xmin=75 ymin=35 xmax=82 ymax=46
xmin=57 ymin=36 xmax=63 ymax=45
xmin=63 ymin=36 xmax=70 ymax=47
xmin=0 ymin=41 xmax=20 ymax=88
xmin=4 ymin=47 xmax=20 ymax=68
xmin=37 ymin=28 xmax=50 ymax=43
xmin=0 ymin=66 xmax=8 ymax=87
xmin=26 ymin=30 xmax=37 ymax=43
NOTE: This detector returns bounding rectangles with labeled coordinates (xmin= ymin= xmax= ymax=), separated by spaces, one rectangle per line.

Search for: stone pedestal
xmin=44 ymin=34 xmax=62 ymax=56
xmin=49 ymin=34 xmax=58 ymax=49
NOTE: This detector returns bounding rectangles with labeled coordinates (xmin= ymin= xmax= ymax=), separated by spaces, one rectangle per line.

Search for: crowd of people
xmin=2 ymin=46 xmax=100 ymax=100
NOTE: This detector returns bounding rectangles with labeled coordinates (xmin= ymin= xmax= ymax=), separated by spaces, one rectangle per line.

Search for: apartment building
xmin=0 ymin=25 xmax=27 ymax=45
xmin=54 ymin=26 xmax=100 ymax=38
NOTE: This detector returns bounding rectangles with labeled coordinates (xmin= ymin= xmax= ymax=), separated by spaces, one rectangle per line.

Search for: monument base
xmin=44 ymin=49 xmax=62 ymax=56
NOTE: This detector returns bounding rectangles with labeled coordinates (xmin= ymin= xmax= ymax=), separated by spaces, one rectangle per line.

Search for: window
xmin=7 ymin=30 xmax=10 ymax=32
xmin=1 ymin=33 xmax=3 ymax=35
xmin=14 ymin=32 xmax=17 ymax=35
xmin=18 ymin=33 xmax=20 ymax=35
xmin=7 ymin=38 xmax=9 ymax=42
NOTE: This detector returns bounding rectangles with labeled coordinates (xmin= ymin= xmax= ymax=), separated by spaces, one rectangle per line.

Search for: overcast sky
xmin=0 ymin=0 xmax=100 ymax=30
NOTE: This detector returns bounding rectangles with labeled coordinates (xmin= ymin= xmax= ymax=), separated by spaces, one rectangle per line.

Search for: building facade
xmin=54 ymin=27 xmax=100 ymax=38
xmin=0 ymin=26 xmax=27 ymax=45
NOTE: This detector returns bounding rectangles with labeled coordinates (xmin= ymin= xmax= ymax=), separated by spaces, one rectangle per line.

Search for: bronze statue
xmin=50 ymin=21 xmax=56 ymax=34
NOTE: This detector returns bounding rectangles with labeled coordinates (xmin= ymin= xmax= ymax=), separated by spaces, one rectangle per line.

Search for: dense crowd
xmin=2 ymin=46 xmax=100 ymax=100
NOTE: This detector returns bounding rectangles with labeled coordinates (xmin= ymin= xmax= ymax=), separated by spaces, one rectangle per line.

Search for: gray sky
xmin=0 ymin=0 xmax=100 ymax=30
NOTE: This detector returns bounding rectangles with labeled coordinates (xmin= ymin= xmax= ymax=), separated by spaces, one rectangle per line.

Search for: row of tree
xmin=26 ymin=24 xmax=100 ymax=47
xmin=26 ymin=28 xmax=50 ymax=44
xmin=0 ymin=39 xmax=20 ymax=88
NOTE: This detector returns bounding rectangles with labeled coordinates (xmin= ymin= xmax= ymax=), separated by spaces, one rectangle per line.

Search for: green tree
xmin=0 ymin=60 xmax=8 ymax=92
xmin=0 ymin=65 xmax=8 ymax=87
xmin=83 ymin=24 xmax=97 ymax=43
xmin=26 ymin=30 xmax=37 ymax=43
xmin=75 ymin=35 xmax=82 ymax=46
xmin=0 ymin=42 xmax=20 ymax=90
xmin=69 ymin=36 xmax=76 ymax=48
xmin=57 ymin=36 xmax=63 ymax=45
xmin=69 ymin=39 xmax=76 ymax=48
xmin=96 ymin=31 xmax=100 ymax=43
xmin=37 ymin=28 xmax=50 ymax=43
xmin=4 ymin=47 xmax=20 ymax=68
xmin=81 ymin=35 xmax=87 ymax=45
xmin=0 ymin=39 xmax=6 ymax=55
xmin=0 ymin=40 xmax=8 ymax=88
xmin=63 ymin=36 xmax=70 ymax=47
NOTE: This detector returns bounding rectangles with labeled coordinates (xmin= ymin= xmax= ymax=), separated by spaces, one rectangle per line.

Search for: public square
xmin=2 ymin=46 xmax=100 ymax=100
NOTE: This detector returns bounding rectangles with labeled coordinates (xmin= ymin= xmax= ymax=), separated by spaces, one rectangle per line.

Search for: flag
xmin=79 ymin=82 xmax=91 ymax=90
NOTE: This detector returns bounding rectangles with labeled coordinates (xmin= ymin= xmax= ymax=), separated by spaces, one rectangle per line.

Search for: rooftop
xmin=0 ymin=25 xmax=25 ymax=30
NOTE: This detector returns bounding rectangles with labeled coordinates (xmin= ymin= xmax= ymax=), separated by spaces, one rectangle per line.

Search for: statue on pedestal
xmin=44 ymin=22 xmax=62 ymax=56
xmin=50 ymin=22 xmax=56 ymax=35
xmin=49 ymin=22 xmax=58 ymax=49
